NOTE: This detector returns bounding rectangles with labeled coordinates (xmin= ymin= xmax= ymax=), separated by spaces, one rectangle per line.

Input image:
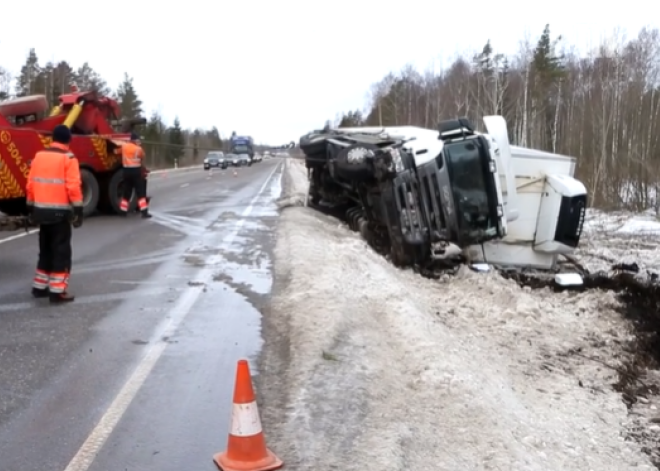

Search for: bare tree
xmin=333 ymin=26 xmax=660 ymax=211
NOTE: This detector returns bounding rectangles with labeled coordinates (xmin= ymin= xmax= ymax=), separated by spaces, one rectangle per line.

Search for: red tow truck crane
xmin=0 ymin=85 xmax=150 ymax=231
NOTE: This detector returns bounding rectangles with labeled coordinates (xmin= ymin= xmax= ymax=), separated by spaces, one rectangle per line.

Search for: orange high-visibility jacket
xmin=122 ymin=142 xmax=145 ymax=168
xmin=26 ymin=142 xmax=83 ymax=224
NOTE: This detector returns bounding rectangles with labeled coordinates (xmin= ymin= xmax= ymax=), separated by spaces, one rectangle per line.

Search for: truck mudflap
xmin=0 ymin=215 xmax=36 ymax=232
xmin=392 ymin=170 xmax=427 ymax=245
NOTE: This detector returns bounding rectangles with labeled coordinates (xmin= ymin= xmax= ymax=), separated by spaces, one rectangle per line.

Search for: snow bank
xmin=578 ymin=209 xmax=660 ymax=275
xmin=258 ymin=158 xmax=654 ymax=470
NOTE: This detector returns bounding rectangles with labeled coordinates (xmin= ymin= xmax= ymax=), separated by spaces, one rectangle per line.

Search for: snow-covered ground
xmin=257 ymin=158 xmax=660 ymax=470
xmin=579 ymin=209 xmax=660 ymax=275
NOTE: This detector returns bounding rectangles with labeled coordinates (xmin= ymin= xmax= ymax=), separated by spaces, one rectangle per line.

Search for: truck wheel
xmin=81 ymin=168 xmax=100 ymax=217
xmin=0 ymin=198 xmax=28 ymax=216
xmin=108 ymin=170 xmax=137 ymax=214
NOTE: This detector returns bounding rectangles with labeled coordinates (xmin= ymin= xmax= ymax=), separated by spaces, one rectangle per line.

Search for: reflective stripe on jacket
xmin=26 ymin=143 xmax=83 ymax=223
xmin=122 ymin=142 xmax=145 ymax=168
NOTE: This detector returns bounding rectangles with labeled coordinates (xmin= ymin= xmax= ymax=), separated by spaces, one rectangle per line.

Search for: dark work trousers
xmin=122 ymin=167 xmax=147 ymax=204
xmin=37 ymin=220 xmax=73 ymax=274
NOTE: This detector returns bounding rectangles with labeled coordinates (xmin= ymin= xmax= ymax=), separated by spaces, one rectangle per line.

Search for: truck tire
xmin=0 ymin=198 xmax=27 ymax=216
xmin=108 ymin=170 xmax=137 ymax=214
xmin=81 ymin=168 xmax=100 ymax=217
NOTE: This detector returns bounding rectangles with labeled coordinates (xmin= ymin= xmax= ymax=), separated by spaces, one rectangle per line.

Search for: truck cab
xmin=403 ymin=119 xmax=508 ymax=248
xmin=229 ymin=133 xmax=254 ymax=164
xmin=337 ymin=119 xmax=508 ymax=250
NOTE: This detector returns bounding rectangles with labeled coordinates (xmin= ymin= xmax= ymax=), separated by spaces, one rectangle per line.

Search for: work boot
xmin=50 ymin=292 xmax=75 ymax=303
xmin=141 ymin=210 xmax=152 ymax=219
xmin=31 ymin=287 xmax=50 ymax=298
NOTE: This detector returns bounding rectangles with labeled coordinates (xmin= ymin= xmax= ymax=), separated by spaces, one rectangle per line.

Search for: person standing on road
xmin=119 ymin=132 xmax=151 ymax=219
xmin=26 ymin=124 xmax=83 ymax=303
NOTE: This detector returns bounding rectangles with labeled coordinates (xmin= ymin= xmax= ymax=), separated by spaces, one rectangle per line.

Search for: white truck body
xmin=464 ymin=117 xmax=587 ymax=270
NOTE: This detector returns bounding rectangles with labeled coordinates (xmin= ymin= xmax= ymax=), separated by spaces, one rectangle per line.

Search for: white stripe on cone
xmin=230 ymin=401 xmax=263 ymax=437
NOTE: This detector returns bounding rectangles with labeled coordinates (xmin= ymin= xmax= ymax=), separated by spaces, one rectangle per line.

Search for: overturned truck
xmin=299 ymin=116 xmax=588 ymax=275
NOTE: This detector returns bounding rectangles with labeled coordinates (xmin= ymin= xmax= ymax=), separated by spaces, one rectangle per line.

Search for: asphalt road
xmin=0 ymin=159 xmax=283 ymax=471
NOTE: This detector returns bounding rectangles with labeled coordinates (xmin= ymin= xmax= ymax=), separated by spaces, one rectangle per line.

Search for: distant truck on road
xmin=229 ymin=132 xmax=254 ymax=164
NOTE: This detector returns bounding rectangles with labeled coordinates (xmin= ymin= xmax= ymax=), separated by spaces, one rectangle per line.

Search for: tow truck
xmin=298 ymin=116 xmax=587 ymax=276
xmin=0 ymin=85 xmax=149 ymax=231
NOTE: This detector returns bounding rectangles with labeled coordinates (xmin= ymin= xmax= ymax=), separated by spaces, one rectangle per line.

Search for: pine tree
xmin=142 ymin=111 xmax=166 ymax=161
xmin=33 ymin=60 xmax=74 ymax=106
xmin=116 ymin=73 xmax=143 ymax=119
xmin=15 ymin=48 xmax=45 ymax=96
xmin=167 ymin=117 xmax=185 ymax=163
xmin=338 ymin=110 xmax=364 ymax=127
xmin=51 ymin=61 xmax=75 ymax=97
xmin=206 ymin=126 xmax=223 ymax=148
xmin=531 ymin=24 xmax=566 ymax=149
xmin=192 ymin=129 xmax=201 ymax=159
xmin=0 ymin=66 xmax=11 ymax=100
xmin=75 ymin=62 xmax=110 ymax=95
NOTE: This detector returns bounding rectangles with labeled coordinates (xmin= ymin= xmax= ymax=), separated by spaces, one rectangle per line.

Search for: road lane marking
xmin=0 ymin=228 xmax=39 ymax=244
xmin=62 ymin=161 xmax=282 ymax=471
xmin=0 ymin=168 xmax=208 ymax=244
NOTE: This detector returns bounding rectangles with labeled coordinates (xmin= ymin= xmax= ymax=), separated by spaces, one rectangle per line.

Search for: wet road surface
xmin=0 ymin=159 xmax=283 ymax=471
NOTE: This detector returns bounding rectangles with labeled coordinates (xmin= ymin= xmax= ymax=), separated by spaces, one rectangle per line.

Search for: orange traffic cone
xmin=213 ymin=360 xmax=283 ymax=471
xmin=233 ymin=169 xmax=238 ymax=177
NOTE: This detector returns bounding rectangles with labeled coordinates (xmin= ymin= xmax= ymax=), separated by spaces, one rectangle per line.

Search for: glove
xmin=71 ymin=207 xmax=84 ymax=228
xmin=26 ymin=205 xmax=35 ymax=226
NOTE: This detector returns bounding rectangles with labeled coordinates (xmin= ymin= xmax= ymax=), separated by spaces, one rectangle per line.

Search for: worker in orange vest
xmin=119 ymin=132 xmax=151 ymax=218
xmin=26 ymin=124 xmax=84 ymax=303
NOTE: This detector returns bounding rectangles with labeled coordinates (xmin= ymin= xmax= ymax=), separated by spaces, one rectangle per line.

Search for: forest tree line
xmin=0 ymin=49 xmax=256 ymax=169
xmin=332 ymin=25 xmax=660 ymax=211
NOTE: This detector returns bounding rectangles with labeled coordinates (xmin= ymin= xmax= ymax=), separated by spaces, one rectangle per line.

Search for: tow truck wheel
xmin=80 ymin=168 xmax=100 ymax=217
xmin=0 ymin=198 xmax=27 ymax=216
xmin=108 ymin=170 xmax=137 ymax=214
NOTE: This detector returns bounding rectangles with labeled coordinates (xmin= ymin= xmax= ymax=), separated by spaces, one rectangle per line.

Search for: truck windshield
xmin=232 ymin=144 xmax=250 ymax=153
xmin=444 ymin=138 xmax=499 ymax=243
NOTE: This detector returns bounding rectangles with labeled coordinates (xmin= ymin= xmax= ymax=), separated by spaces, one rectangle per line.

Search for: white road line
xmin=62 ymin=161 xmax=282 ymax=471
xmin=0 ymin=228 xmax=39 ymax=244
xmin=0 ymin=170 xmax=200 ymax=245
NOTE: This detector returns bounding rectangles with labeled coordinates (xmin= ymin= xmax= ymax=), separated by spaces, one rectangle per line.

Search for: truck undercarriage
xmin=301 ymin=118 xmax=511 ymax=273
xmin=298 ymin=117 xmax=597 ymax=284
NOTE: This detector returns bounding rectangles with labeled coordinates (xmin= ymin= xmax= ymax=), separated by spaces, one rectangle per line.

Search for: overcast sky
xmin=0 ymin=1 xmax=655 ymax=144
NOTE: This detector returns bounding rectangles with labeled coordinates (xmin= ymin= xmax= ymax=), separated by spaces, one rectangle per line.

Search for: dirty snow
xmin=578 ymin=209 xmax=660 ymax=463
xmin=257 ymin=158 xmax=658 ymax=470
xmin=578 ymin=209 xmax=660 ymax=275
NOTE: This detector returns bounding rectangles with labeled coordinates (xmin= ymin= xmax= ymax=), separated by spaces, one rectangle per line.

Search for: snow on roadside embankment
xmin=579 ymin=209 xmax=660 ymax=274
xmin=258 ymin=158 xmax=654 ymax=471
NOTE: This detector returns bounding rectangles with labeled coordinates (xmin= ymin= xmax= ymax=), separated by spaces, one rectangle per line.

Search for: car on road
xmin=252 ymin=153 xmax=262 ymax=163
xmin=227 ymin=153 xmax=240 ymax=166
xmin=204 ymin=151 xmax=228 ymax=170
xmin=237 ymin=153 xmax=252 ymax=166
